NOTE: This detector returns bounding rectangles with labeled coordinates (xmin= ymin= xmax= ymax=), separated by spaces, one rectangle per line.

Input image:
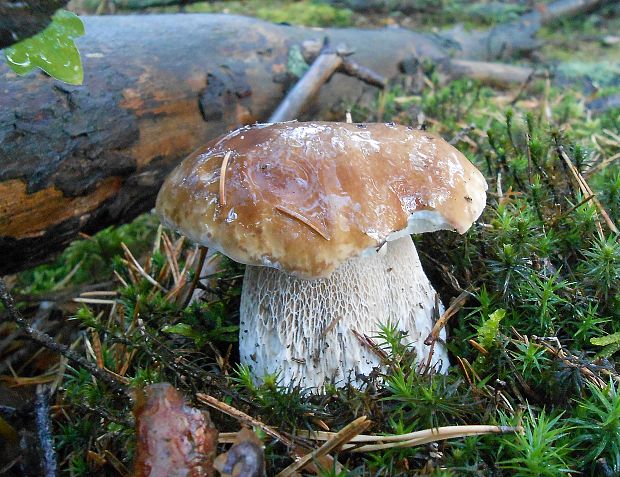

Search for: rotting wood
xmin=0 ymin=0 xmax=69 ymax=48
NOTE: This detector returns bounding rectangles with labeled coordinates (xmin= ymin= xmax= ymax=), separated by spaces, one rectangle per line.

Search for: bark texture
xmin=0 ymin=0 xmax=69 ymax=48
xmin=1 ymin=14 xmax=444 ymax=274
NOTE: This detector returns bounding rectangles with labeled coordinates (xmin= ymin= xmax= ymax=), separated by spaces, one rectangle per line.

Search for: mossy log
xmin=0 ymin=1 xmax=611 ymax=274
xmin=0 ymin=0 xmax=69 ymax=48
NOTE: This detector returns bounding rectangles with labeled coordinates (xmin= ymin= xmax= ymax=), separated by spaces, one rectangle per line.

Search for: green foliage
xmin=182 ymin=1 xmax=353 ymax=26
xmin=581 ymin=235 xmax=620 ymax=299
xmin=591 ymin=331 xmax=620 ymax=358
xmin=476 ymin=308 xmax=505 ymax=349
xmin=498 ymin=409 xmax=574 ymax=476
xmin=572 ymin=382 xmax=620 ymax=473
xmin=256 ymin=1 xmax=353 ymax=26
xmin=162 ymin=301 xmax=239 ymax=346
xmin=232 ymin=365 xmax=322 ymax=430
xmin=378 ymin=324 xmax=474 ymax=430
xmin=16 ymin=214 xmax=157 ymax=294
xmin=4 ymin=10 xmax=84 ymax=84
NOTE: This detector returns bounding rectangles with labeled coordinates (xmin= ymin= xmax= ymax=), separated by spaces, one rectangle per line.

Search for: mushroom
xmin=156 ymin=122 xmax=487 ymax=389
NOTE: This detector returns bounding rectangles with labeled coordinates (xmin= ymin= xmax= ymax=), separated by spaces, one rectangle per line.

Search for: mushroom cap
xmin=156 ymin=121 xmax=487 ymax=279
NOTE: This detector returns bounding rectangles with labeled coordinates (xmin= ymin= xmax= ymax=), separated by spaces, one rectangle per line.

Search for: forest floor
xmin=2 ymin=1 xmax=620 ymax=476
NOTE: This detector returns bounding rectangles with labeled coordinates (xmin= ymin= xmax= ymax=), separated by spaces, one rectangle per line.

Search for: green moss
xmin=181 ymin=1 xmax=353 ymax=26
xmin=15 ymin=213 xmax=158 ymax=295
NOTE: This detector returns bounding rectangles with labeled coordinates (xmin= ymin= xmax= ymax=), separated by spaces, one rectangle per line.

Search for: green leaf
xmin=4 ymin=10 xmax=85 ymax=85
xmin=477 ymin=308 xmax=506 ymax=349
xmin=591 ymin=331 xmax=620 ymax=347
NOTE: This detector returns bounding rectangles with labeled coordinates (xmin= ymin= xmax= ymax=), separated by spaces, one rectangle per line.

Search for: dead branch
xmin=34 ymin=386 xmax=57 ymax=477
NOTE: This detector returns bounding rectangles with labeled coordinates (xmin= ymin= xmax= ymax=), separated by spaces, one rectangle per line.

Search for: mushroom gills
xmin=239 ymin=235 xmax=449 ymax=389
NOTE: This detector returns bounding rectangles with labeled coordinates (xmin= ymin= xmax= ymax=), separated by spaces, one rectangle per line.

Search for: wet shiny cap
xmin=156 ymin=122 xmax=487 ymax=279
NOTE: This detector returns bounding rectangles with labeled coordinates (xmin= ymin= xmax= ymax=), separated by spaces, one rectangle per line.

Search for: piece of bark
xmin=0 ymin=0 xmax=69 ymax=48
xmin=0 ymin=0 xmax=613 ymax=274
xmin=133 ymin=383 xmax=219 ymax=477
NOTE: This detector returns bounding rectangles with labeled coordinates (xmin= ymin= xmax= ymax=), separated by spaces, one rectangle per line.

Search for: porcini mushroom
xmin=156 ymin=122 xmax=487 ymax=389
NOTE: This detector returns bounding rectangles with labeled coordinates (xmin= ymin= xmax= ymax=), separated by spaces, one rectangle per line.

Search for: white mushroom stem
xmin=239 ymin=236 xmax=449 ymax=389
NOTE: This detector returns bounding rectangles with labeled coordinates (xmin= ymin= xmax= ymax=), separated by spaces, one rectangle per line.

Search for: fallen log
xmin=0 ymin=0 xmax=69 ymax=48
xmin=0 ymin=14 xmax=446 ymax=274
xmin=441 ymin=0 xmax=615 ymax=61
xmin=0 ymin=0 xmax=612 ymax=274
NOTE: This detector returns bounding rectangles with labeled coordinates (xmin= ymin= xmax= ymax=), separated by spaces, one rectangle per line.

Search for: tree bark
xmin=0 ymin=1 xmax=612 ymax=274
xmin=0 ymin=0 xmax=69 ymax=48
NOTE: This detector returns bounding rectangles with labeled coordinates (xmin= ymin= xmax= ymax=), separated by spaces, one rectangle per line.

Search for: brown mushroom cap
xmin=156 ymin=122 xmax=487 ymax=279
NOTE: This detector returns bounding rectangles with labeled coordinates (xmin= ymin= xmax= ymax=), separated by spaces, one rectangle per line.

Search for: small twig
xmin=51 ymin=259 xmax=83 ymax=290
xmin=79 ymin=291 xmax=118 ymax=297
xmin=35 ymin=385 xmax=57 ymax=477
xmin=0 ymin=457 xmax=20 ymax=474
xmin=321 ymin=315 xmax=344 ymax=337
xmin=72 ymin=297 xmax=117 ymax=305
xmin=351 ymin=329 xmax=388 ymax=361
xmin=550 ymin=194 xmax=595 ymax=226
xmin=0 ymin=278 xmax=126 ymax=394
xmin=196 ymin=393 xmax=294 ymax=447
xmin=161 ymin=233 xmax=182 ymax=285
xmin=440 ymin=59 xmax=541 ymax=86
xmin=219 ymin=150 xmax=232 ymax=206
xmin=276 ymin=417 xmax=371 ymax=477
xmin=270 ymin=40 xmax=384 ymax=123
xmin=424 ymin=289 xmax=471 ymax=345
xmin=350 ymin=425 xmax=521 ymax=452
xmin=339 ymin=59 xmax=386 ymax=88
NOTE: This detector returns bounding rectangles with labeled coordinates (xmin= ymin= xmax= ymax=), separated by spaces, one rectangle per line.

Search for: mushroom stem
xmin=239 ymin=236 xmax=449 ymax=389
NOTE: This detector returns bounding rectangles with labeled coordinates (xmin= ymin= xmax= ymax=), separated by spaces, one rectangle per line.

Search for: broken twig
xmin=35 ymin=385 xmax=57 ymax=477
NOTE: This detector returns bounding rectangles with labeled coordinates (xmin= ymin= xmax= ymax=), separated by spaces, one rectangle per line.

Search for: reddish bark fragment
xmin=133 ymin=383 xmax=218 ymax=477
